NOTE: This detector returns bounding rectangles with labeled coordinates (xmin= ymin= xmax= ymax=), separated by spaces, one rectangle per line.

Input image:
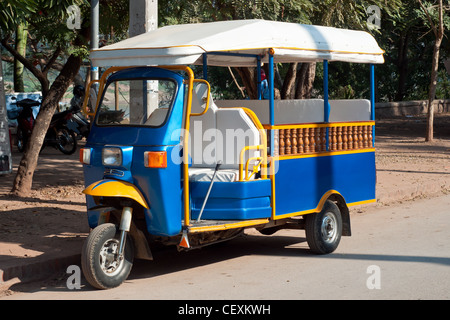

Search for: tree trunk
xmin=295 ymin=62 xmax=316 ymax=99
xmin=235 ymin=62 xmax=316 ymax=101
xmin=13 ymin=23 xmax=28 ymax=92
xmin=418 ymin=0 xmax=444 ymax=142
xmin=425 ymin=38 xmax=443 ymax=142
xmin=394 ymin=32 xmax=409 ymax=102
xmin=235 ymin=67 xmax=257 ymax=99
xmin=10 ymin=54 xmax=82 ymax=197
xmin=281 ymin=63 xmax=298 ymax=99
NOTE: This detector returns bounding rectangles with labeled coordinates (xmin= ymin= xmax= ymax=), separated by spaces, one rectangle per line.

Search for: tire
xmin=56 ymin=128 xmax=77 ymax=155
xmin=305 ymin=200 xmax=342 ymax=254
xmin=16 ymin=128 xmax=27 ymax=153
xmin=81 ymin=223 xmax=134 ymax=289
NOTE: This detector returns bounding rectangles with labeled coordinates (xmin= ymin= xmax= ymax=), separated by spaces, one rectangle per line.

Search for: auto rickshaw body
xmin=80 ymin=20 xmax=383 ymax=289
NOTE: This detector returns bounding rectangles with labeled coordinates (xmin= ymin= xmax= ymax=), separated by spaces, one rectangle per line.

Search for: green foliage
xmin=0 ymin=0 xmax=37 ymax=35
xmin=99 ymin=0 xmax=130 ymax=43
xmin=67 ymin=44 xmax=90 ymax=59
xmin=436 ymin=69 xmax=450 ymax=99
xmin=30 ymin=0 xmax=90 ymax=48
xmin=415 ymin=0 xmax=450 ymax=31
xmin=159 ymin=0 xmax=413 ymax=101
xmin=1 ymin=0 xmax=90 ymax=49
xmin=159 ymin=0 xmax=315 ymax=98
xmin=373 ymin=0 xmax=449 ymax=101
xmin=310 ymin=0 xmax=402 ymax=30
xmin=159 ymin=0 xmax=313 ymax=26
xmin=2 ymin=0 xmax=448 ymax=102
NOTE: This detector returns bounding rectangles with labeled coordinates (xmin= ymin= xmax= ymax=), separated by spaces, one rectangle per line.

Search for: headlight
xmin=102 ymin=147 xmax=122 ymax=166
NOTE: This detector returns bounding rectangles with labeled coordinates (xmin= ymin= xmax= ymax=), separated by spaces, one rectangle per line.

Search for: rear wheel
xmin=305 ymin=200 xmax=342 ymax=254
xmin=81 ymin=223 xmax=134 ymax=289
xmin=56 ymin=128 xmax=77 ymax=154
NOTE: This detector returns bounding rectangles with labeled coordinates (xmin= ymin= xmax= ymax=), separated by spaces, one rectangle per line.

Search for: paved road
xmin=4 ymin=194 xmax=450 ymax=300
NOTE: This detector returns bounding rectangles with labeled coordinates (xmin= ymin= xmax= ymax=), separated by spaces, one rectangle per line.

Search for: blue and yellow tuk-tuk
xmin=79 ymin=20 xmax=384 ymax=289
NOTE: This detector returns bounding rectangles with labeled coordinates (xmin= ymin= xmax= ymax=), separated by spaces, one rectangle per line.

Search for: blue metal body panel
xmin=190 ymin=179 xmax=272 ymax=220
xmin=274 ymin=151 xmax=376 ymax=216
xmin=82 ymin=65 xmax=377 ymax=239
xmin=83 ymin=67 xmax=185 ymax=237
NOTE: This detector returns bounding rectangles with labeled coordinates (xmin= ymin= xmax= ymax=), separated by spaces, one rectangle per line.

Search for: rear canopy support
xmin=370 ymin=64 xmax=376 ymax=146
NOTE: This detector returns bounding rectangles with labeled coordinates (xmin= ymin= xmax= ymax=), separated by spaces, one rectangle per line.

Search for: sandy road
xmin=4 ymin=193 xmax=450 ymax=300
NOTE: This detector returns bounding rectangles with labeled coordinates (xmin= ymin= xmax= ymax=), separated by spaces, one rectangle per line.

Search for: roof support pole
xmin=257 ymin=56 xmax=262 ymax=100
xmin=203 ymin=53 xmax=208 ymax=80
xmin=370 ymin=63 xmax=375 ymax=146
xmin=323 ymin=60 xmax=330 ymax=122
xmin=323 ymin=60 xmax=330 ymax=151
xmin=268 ymin=50 xmax=275 ymax=157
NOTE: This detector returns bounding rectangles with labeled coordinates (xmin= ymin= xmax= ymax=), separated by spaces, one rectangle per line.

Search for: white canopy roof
xmin=90 ymin=19 xmax=384 ymax=67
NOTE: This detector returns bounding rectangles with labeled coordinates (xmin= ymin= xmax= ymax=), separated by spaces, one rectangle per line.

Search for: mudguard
xmin=83 ymin=179 xmax=149 ymax=209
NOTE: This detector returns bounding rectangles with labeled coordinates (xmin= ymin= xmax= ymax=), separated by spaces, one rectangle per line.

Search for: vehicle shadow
xmin=5 ymin=229 xmax=450 ymax=295
xmin=129 ymin=232 xmax=310 ymax=282
xmin=128 ymin=230 xmax=450 ymax=283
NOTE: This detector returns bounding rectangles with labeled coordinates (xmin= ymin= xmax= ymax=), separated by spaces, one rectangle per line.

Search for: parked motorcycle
xmin=10 ymin=98 xmax=77 ymax=155
xmin=11 ymin=98 xmax=39 ymax=153
xmin=67 ymin=85 xmax=90 ymax=140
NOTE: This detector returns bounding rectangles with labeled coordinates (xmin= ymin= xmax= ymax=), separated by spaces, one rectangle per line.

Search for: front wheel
xmin=305 ymin=200 xmax=342 ymax=254
xmin=81 ymin=223 xmax=134 ymax=289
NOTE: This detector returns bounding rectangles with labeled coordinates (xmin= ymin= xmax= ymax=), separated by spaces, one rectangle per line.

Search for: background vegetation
xmin=2 ymin=0 xmax=449 ymax=102
xmin=0 ymin=0 xmax=449 ymax=195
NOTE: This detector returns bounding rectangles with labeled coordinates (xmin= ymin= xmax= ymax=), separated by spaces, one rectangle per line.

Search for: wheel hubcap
xmin=99 ymin=239 xmax=122 ymax=276
xmin=321 ymin=212 xmax=338 ymax=244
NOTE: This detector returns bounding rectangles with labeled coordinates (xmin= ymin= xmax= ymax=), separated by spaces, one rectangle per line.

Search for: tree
xmin=1 ymin=0 xmax=89 ymax=196
xmin=418 ymin=0 xmax=447 ymax=142
xmin=13 ymin=22 xmax=28 ymax=92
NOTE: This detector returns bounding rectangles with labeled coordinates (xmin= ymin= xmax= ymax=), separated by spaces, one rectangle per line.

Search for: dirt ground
xmin=374 ymin=113 xmax=450 ymax=203
xmin=0 ymin=147 xmax=87 ymax=284
xmin=0 ymin=113 xmax=449 ymax=295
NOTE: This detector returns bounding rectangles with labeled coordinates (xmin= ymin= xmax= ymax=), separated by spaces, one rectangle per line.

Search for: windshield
xmin=96 ymin=79 xmax=177 ymax=127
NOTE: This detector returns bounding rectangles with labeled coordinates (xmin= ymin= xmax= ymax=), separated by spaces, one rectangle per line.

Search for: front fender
xmin=83 ymin=179 xmax=149 ymax=209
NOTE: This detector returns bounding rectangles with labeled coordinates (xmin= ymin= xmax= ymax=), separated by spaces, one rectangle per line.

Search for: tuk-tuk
xmin=80 ymin=20 xmax=383 ymax=289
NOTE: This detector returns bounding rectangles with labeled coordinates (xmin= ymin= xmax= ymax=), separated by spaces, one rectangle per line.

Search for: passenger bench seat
xmin=188 ymin=87 xmax=261 ymax=182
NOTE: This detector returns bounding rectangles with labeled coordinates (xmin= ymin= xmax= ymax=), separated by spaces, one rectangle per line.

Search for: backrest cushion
xmin=216 ymin=108 xmax=261 ymax=170
xmin=189 ymin=84 xmax=218 ymax=167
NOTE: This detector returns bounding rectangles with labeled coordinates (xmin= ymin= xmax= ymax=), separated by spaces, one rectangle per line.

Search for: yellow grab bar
xmin=244 ymin=156 xmax=263 ymax=181
xmin=237 ymin=107 xmax=268 ymax=180
xmin=239 ymin=145 xmax=264 ymax=181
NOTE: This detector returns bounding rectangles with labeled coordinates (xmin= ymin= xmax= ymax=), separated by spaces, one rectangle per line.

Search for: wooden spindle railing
xmin=270 ymin=122 xmax=374 ymax=156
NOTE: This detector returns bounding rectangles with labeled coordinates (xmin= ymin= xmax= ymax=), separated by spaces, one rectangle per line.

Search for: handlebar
xmin=15 ymin=98 xmax=41 ymax=108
